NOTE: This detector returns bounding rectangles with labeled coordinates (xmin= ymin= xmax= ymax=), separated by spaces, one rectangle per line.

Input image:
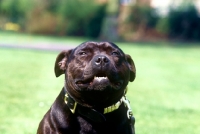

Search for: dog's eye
xmin=79 ymin=51 xmax=87 ymax=55
xmin=112 ymin=51 xmax=120 ymax=56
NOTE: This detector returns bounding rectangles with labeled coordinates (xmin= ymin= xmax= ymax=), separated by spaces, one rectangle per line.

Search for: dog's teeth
xmin=94 ymin=76 xmax=107 ymax=81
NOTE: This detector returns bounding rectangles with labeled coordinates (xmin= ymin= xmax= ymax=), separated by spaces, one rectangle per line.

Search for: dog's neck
xmin=63 ymin=87 xmax=133 ymax=123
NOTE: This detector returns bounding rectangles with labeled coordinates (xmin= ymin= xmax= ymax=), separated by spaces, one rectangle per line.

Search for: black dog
xmin=37 ymin=41 xmax=136 ymax=134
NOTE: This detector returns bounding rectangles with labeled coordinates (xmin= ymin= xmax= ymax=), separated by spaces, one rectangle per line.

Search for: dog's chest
xmin=76 ymin=116 xmax=129 ymax=134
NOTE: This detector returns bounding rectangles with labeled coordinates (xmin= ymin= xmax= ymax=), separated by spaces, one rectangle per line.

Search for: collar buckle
xmin=64 ymin=94 xmax=77 ymax=114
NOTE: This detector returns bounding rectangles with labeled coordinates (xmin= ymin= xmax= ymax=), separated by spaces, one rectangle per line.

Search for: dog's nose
xmin=94 ymin=55 xmax=109 ymax=66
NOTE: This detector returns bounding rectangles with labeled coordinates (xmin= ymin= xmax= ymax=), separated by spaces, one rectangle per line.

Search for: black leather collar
xmin=64 ymin=92 xmax=109 ymax=123
xmin=63 ymin=88 xmax=133 ymax=124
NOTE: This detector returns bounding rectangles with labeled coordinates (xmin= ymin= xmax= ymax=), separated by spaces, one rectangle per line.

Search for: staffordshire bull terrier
xmin=37 ymin=41 xmax=136 ymax=134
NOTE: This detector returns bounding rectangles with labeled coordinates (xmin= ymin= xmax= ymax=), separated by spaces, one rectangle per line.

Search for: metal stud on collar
xmin=122 ymin=96 xmax=133 ymax=119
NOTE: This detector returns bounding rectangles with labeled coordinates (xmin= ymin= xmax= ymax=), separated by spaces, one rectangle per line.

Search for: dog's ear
xmin=126 ymin=54 xmax=136 ymax=82
xmin=54 ymin=49 xmax=73 ymax=77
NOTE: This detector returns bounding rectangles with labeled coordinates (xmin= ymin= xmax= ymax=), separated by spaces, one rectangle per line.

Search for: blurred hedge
xmin=167 ymin=5 xmax=200 ymax=40
xmin=118 ymin=4 xmax=161 ymax=41
xmin=119 ymin=2 xmax=200 ymax=41
xmin=128 ymin=4 xmax=158 ymax=30
xmin=1 ymin=0 xmax=200 ymax=41
xmin=57 ymin=0 xmax=106 ymax=38
xmin=0 ymin=0 xmax=106 ymax=38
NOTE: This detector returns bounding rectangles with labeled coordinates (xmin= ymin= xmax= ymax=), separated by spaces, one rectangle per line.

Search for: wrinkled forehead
xmin=74 ymin=41 xmax=124 ymax=53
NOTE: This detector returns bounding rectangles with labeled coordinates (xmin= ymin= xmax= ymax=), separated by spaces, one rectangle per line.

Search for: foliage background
xmin=0 ymin=0 xmax=106 ymax=38
xmin=0 ymin=0 xmax=200 ymax=41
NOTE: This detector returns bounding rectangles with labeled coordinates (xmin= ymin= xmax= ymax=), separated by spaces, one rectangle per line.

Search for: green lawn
xmin=0 ymin=33 xmax=200 ymax=134
xmin=0 ymin=31 xmax=86 ymax=46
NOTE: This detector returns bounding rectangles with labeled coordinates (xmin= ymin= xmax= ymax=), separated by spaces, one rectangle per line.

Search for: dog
xmin=37 ymin=41 xmax=136 ymax=134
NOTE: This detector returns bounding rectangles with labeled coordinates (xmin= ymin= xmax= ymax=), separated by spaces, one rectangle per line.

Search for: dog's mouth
xmin=75 ymin=73 xmax=123 ymax=91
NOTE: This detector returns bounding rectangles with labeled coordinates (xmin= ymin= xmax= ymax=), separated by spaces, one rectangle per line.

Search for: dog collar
xmin=64 ymin=91 xmax=133 ymax=123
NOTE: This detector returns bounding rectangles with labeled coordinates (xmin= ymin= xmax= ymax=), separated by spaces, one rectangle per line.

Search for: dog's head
xmin=55 ymin=42 xmax=136 ymax=107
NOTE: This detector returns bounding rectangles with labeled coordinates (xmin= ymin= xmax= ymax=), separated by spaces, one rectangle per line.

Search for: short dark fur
xmin=37 ymin=42 xmax=136 ymax=134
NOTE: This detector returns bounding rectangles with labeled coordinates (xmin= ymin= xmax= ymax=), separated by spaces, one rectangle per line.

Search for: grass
xmin=0 ymin=31 xmax=87 ymax=46
xmin=0 ymin=33 xmax=200 ymax=134
xmin=122 ymin=45 xmax=200 ymax=134
xmin=0 ymin=49 xmax=62 ymax=134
